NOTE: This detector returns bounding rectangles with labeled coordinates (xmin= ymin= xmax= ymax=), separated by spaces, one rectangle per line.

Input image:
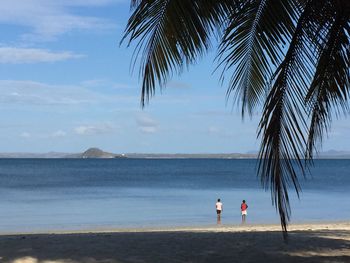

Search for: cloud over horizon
xmin=0 ymin=47 xmax=84 ymax=64
xmin=20 ymin=132 xmax=31 ymax=138
xmin=0 ymin=0 xmax=121 ymax=41
xmin=0 ymin=80 xmax=137 ymax=106
xmin=74 ymin=123 xmax=114 ymax=136
xmin=51 ymin=130 xmax=67 ymax=138
xmin=136 ymin=115 xmax=158 ymax=134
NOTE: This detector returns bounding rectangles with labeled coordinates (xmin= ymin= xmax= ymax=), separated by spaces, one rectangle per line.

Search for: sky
xmin=0 ymin=0 xmax=349 ymax=154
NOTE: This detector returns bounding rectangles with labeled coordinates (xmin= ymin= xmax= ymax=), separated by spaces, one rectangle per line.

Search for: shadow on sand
xmin=0 ymin=230 xmax=349 ymax=263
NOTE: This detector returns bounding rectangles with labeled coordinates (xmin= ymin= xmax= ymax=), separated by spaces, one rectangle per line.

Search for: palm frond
xmin=306 ymin=8 xmax=350 ymax=159
xmin=123 ymin=0 xmax=350 ymax=238
xmin=121 ymin=0 xmax=232 ymax=106
xmin=217 ymin=0 xmax=301 ymax=116
xmin=257 ymin=1 xmax=319 ymax=238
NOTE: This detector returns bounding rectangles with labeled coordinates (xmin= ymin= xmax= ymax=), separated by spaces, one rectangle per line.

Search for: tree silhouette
xmin=121 ymin=0 xmax=350 ymax=237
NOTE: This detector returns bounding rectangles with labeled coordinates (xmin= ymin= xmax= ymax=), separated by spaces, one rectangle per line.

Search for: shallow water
xmin=0 ymin=159 xmax=349 ymax=233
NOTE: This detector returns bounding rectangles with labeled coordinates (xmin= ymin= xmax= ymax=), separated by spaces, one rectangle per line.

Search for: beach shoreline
xmin=1 ymin=222 xmax=349 ymax=263
xmin=1 ymin=221 xmax=350 ymax=236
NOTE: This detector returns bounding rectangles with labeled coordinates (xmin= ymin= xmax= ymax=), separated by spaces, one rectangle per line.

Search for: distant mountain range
xmin=0 ymin=148 xmax=124 ymax=159
xmin=316 ymin=150 xmax=350 ymax=159
xmin=0 ymin=148 xmax=349 ymax=159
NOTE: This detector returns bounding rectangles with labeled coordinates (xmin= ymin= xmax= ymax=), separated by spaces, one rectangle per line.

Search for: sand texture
xmin=0 ymin=223 xmax=350 ymax=263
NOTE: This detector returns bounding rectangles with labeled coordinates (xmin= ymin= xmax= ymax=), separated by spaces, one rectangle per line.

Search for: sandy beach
xmin=1 ymin=222 xmax=349 ymax=263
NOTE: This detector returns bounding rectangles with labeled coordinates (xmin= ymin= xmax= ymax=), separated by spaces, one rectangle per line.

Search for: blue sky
xmin=0 ymin=0 xmax=349 ymax=153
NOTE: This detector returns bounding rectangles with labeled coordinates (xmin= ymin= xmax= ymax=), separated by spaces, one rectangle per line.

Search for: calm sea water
xmin=0 ymin=159 xmax=349 ymax=233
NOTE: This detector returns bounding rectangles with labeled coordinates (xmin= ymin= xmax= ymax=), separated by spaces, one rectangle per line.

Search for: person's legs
xmin=241 ymin=212 xmax=246 ymax=224
xmin=217 ymin=210 xmax=221 ymax=224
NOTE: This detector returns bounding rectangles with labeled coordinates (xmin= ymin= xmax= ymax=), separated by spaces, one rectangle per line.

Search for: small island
xmin=71 ymin=147 xmax=126 ymax=159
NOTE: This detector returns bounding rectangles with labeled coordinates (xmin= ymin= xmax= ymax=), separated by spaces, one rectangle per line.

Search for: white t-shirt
xmin=216 ymin=202 xmax=223 ymax=211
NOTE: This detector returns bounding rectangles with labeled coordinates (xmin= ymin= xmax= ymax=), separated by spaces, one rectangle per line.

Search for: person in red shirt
xmin=241 ymin=200 xmax=248 ymax=224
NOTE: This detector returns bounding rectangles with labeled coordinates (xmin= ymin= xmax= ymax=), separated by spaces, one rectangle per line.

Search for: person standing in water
xmin=241 ymin=200 xmax=248 ymax=224
xmin=215 ymin=198 xmax=223 ymax=224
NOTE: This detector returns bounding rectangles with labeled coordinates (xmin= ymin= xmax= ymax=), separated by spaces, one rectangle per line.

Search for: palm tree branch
xmin=258 ymin=1 xmax=318 ymax=239
xmin=306 ymin=8 xmax=350 ymax=159
xmin=217 ymin=0 xmax=301 ymax=116
xmin=121 ymin=0 xmax=232 ymax=106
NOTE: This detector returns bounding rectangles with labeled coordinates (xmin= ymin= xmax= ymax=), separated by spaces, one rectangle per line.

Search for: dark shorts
xmin=216 ymin=210 xmax=221 ymax=214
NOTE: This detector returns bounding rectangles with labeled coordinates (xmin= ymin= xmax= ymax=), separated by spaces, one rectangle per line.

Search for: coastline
xmin=1 ymin=222 xmax=349 ymax=263
xmin=1 ymin=221 xmax=350 ymax=236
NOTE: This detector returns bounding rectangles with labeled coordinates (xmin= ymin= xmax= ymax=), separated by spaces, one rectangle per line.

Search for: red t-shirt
xmin=241 ymin=203 xmax=247 ymax=211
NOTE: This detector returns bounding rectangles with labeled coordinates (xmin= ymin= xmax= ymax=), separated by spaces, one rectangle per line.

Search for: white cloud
xmin=20 ymin=132 xmax=31 ymax=138
xmin=0 ymin=0 xmax=121 ymax=41
xmin=137 ymin=115 xmax=157 ymax=127
xmin=54 ymin=0 xmax=123 ymax=6
xmin=166 ymin=81 xmax=191 ymax=89
xmin=207 ymin=126 xmax=236 ymax=138
xmin=0 ymin=47 xmax=84 ymax=64
xmin=51 ymin=130 xmax=67 ymax=138
xmin=136 ymin=115 xmax=158 ymax=134
xmin=0 ymin=80 xmax=135 ymax=106
xmin=194 ymin=110 xmax=231 ymax=117
xmin=80 ymin=79 xmax=133 ymax=90
xmin=208 ymin=126 xmax=220 ymax=134
xmin=74 ymin=123 xmax=114 ymax=135
xmin=140 ymin=126 xmax=157 ymax=134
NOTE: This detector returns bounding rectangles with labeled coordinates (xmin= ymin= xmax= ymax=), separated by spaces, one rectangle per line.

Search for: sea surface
xmin=0 ymin=158 xmax=349 ymax=233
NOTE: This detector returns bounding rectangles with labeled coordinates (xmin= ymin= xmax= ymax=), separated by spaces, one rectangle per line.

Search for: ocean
xmin=0 ymin=158 xmax=349 ymax=233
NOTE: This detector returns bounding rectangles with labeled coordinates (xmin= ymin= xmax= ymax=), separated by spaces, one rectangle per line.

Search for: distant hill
xmin=316 ymin=150 xmax=350 ymax=159
xmin=0 ymin=148 xmax=126 ymax=159
xmin=124 ymin=153 xmax=257 ymax=159
xmin=80 ymin=148 xmax=117 ymax=158
xmin=0 ymin=152 xmax=70 ymax=158
xmin=66 ymin=148 xmax=126 ymax=159
xmin=0 ymin=149 xmax=350 ymax=159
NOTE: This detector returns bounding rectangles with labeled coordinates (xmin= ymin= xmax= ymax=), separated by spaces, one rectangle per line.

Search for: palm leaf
xmin=123 ymin=0 xmax=350 ymax=239
xmin=257 ymin=1 xmax=320 ymax=238
xmin=217 ymin=0 xmax=301 ymax=116
xmin=306 ymin=8 xmax=350 ymax=159
xmin=121 ymin=0 xmax=232 ymax=106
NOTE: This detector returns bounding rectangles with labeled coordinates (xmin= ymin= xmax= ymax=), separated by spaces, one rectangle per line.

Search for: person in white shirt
xmin=215 ymin=198 xmax=223 ymax=224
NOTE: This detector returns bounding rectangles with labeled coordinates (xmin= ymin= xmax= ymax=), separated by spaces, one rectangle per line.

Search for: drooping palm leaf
xmin=122 ymin=0 xmax=350 ymax=238
xmin=121 ymin=0 xmax=233 ymax=106
xmin=217 ymin=0 xmax=300 ymax=116
xmin=257 ymin=0 xmax=336 ymax=236
xmin=306 ymin=7 xmax=350 ymax=159
xmin=257 ymin=0 xmax=350 ymax=236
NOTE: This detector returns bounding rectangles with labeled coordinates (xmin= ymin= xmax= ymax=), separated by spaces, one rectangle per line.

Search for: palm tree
xmin=121 ymin=0 xmax=350 ymax=237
